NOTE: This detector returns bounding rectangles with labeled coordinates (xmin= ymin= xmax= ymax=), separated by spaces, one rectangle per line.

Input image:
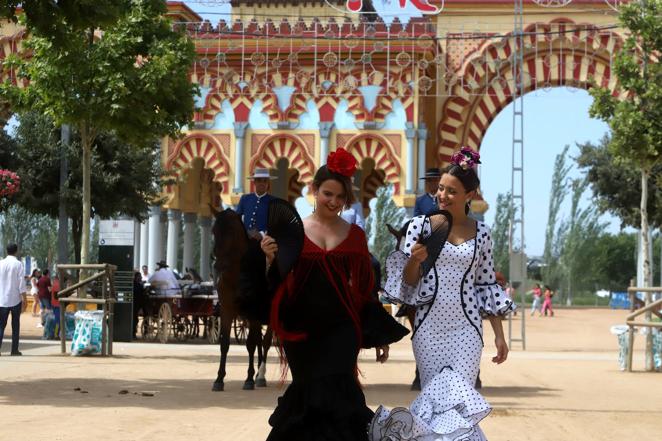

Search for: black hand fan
xmin=418 ymin=209 xmax=453 ymax=276
xmin=267 ymin=198 xmax=305 ymax=279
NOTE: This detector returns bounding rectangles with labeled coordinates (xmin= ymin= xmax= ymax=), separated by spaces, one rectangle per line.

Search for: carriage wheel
xmin=206 ymin=317 xmax=220 ymax=344
xmin=173 ymin=316 xmax=189 ymax=342
xmin=233 ymin=318 xmax=247 ymax=344
xmin=141 ymin=316 xmax=158 ymax=341
xmin=157 ymin=303 xmax=172 ymax=344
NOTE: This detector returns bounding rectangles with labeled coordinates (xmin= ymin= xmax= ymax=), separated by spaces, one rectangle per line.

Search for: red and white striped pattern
xmin=341 ymin=134 xmax=401 ymax=194
xmin=437 ymin=19 xmax=625 ymax=164
xmin=167 ymin=134 xmax=231 ymax=194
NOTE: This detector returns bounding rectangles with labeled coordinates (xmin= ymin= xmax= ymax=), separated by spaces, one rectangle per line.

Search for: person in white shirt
xmin=140 ymin=265 xmax=150 ymax=283
xmin=148 ymin=261 xmax=181 ymax=296
xmin=0 ymin=243 xmax=26 ymax=356
xmin=340 ymin=201 xmax=366 ymax=230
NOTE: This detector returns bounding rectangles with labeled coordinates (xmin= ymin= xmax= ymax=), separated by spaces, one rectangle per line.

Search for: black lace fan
xmin=267 ymin=198 xmax=305 ymax=278
xmin=418 ymin=209 xmax=453 ymax=276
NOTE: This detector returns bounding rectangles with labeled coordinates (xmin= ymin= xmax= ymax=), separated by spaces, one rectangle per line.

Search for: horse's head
xmin=387 ymin=221 xmax=410 ymax=250
xmin=212 ymin=208 xmax=248 ymax=275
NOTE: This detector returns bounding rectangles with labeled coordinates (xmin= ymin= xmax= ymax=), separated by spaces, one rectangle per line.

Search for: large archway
xmin=437 ymin=19 xmax=624 ymax=163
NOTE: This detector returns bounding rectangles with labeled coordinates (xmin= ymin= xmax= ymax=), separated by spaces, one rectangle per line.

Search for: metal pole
xmin=508 ymin=0 xmax=526 ymax=350
xmin=57 ymin=125 xmax=70 ymax=264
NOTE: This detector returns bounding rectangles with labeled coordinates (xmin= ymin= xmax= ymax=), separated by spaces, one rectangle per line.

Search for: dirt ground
xmin=1 ymin=308 xmax=659 ymax=441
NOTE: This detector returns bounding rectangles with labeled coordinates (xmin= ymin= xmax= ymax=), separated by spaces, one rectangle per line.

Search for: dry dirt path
xmin=1 ymin=309 xmax=659 ymax=441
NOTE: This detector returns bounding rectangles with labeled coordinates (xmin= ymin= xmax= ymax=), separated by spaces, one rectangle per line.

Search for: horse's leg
xmin=243 ymin=321 xmax=260 ymax=390
xmin=212 ymin=312 xmax=232 ymax=392
xmin=256 ymin=325 xmax=273 ymax=387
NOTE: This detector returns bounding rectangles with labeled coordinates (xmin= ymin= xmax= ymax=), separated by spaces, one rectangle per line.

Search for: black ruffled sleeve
xmin=237 ymin=238 xmax=281 ymax=324
xmin=360 ymin=301 xmax=409 ymax=349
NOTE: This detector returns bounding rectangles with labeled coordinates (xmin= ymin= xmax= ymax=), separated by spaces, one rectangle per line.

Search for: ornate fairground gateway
xmin=0 ymin=0 xmax=627 ymax=275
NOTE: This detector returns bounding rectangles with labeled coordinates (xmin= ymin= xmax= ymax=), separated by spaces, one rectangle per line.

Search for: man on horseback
xmin=414 ymin=167 xmax=441 ymax=216
xmin=235 ymin=168 xmax=277 ymax=235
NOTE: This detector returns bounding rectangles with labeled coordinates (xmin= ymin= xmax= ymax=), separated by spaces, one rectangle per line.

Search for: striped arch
xmin=250 ymin=134 xmax=316 ymax=194
xmin=342 ymin=134 xmax=401 ymax=194
xmin=167 ymin=134 xmax=231 ymax=194
xmin=437 ymin=19 xmax=625 ymax=163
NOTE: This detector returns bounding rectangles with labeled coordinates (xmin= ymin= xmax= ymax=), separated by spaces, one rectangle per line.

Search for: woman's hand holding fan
xmin=260 ymin=234 xmax=278 ymax=268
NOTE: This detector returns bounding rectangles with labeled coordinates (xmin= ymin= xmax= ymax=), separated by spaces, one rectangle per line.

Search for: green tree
xmin=576 ymin=136 xmax=662 ymax=229
xmin=591 ymin=232 xmax=637 ymax=292
xmin=556 ymin=178 xmax=606 ymax=303
xmin=542 ymin=145 xmax=572 ymax=288
xmin=490 ymin=192 xmax=514 ymax=279
xmin=9 ymin=111 xmax=165 ymax=263
xmin=0 ymin=204 xmax=57 ymax=269
xmin=0 ymin=1 xmax=130 ymax=42
xmin=589 ymin=0 xmax=662 ymax=287
xmin=366 ymin=185 xmax=406 ymax=283
xmin=1 ymin=0 xmax=197 ymax=264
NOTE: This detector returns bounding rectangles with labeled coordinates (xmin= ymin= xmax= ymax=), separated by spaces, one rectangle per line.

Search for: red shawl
xmin=270 ymin=224 xmax=375 ymax=346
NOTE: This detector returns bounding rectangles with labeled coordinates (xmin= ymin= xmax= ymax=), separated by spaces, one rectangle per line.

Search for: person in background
xmin=140 ymin=265 xmax=150 ymax=283
xmin=37 ymin=268 xmax=52 ymax=328
xmin=30 ymin=269 xmax=41 ymax=317
xmin=0 ymin=243 xmax=26 ymax=356
xmin=132 ymin=271 xmax=146 ymax=339
xmin=414 ymin=167 xmax=442 ymax=216
xmin=340 ymin=180 xmax=366 ymax=230
xmin=148 ymin=261 xmax=180 ymax=295
xmin=530 ymin=283 xmax=543 ymax=316
xmin=235 ymin=167 xmax=276 ymax=235
xmin=50 ymin=275 xmax=61 ymax=339
xmin=541 ymin=286 xmax=555 ymax=317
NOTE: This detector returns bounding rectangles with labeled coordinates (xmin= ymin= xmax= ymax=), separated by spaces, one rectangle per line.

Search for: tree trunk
xmin=71 ymin=216 xmax=82 ymax=264
xmin=640 ymin=168 xmax=653 ymax=371
xmin=641 ymin=169 xmax=651 ymax=287
xmin=80 ymin=125 xmax=92 ymax=265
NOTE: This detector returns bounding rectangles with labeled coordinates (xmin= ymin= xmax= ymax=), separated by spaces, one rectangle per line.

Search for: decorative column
xmin=417 ymin=123 xmax=428 ymax=193
xmin=405 ymin=122 xmax=417 ymax=194
xmin=182 ymin=212 xmax=197 ymax=272
xmin=133 ymin=220 xmax=141 ymax=269
xmin=233 ymin=121 xmax=249 ymax=193
xmin=319 ymin=122 xmax=334 ymax=165
xmin=199 ymin=216 xmax=212 ymax=281
xmin=166 ymin=209 xmax=181 ymax=271
xmin=160 ymin=210 xmax=168 ymax=263
xmin=147 ymin=205 xmax=162 ymax=272
xmin=140 ymin=220 xmax=149 ymax=268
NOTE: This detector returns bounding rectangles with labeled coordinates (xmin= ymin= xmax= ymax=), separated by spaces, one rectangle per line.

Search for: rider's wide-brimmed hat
xmin=247 ymin=168 xmax=277 ymax=180
xmin=419 ymin=167 xmax=442 ymax=180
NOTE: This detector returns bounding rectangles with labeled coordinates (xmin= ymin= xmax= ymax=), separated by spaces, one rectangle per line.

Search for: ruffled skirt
xmin=268 ymin=373 xmax=374 ymax=441
xmin=369 ymin=368 xmax=490 ymax=441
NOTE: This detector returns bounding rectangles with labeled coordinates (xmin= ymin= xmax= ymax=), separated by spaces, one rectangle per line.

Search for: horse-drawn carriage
xmin=139 ymin=281 xmax=247 ymax=344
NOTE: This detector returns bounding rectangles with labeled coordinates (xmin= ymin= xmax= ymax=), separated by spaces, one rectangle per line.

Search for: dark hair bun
xmin=442 ymin=164 xmax=480 ymax=192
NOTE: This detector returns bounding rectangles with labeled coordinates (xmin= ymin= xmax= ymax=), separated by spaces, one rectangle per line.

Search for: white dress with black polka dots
xmin=371 ymin=216 xmax=515 ymax=441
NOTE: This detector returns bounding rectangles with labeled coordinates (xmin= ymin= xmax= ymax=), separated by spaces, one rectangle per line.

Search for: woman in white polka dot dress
xmin=371 ymin=147 xmax=515 ymax=441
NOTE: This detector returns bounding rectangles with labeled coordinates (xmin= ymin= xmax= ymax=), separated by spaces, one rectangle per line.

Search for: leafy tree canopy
xmin=576 ymin=136 xmax=662 ymax=229
xmin=0 ymin=0 xmax=130 ymax=43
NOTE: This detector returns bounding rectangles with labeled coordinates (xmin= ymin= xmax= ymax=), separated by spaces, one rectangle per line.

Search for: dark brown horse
xmin=211 ymin=208 xmax=273 ymax=391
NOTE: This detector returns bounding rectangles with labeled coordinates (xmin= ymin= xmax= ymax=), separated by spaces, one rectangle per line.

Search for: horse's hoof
xmin=212 ymin=381 xmax=224 ymax=392
xmin=242 ymin=380 xmax=255 ymax=390
xmin=256 ymin=379 xmax=267 ymax=388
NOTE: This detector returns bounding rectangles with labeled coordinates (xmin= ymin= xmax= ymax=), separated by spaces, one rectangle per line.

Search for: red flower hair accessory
xmin=327 ymin=148 xmax=357 ymax=177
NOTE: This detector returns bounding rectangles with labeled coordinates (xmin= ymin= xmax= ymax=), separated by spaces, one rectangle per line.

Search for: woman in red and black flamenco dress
xmin=241 ymin=148 xmax=408 ymax=441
